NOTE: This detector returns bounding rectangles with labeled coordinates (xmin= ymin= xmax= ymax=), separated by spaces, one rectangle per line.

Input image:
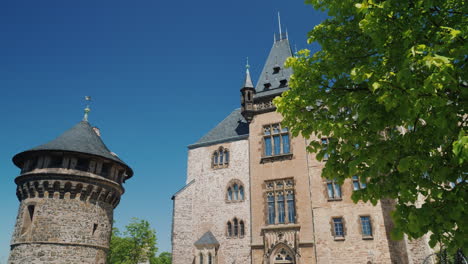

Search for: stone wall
xmin=172 ymin=139 xmax=251 ymax=264
xmin=9 ymin=194 xmax=113 ymax=264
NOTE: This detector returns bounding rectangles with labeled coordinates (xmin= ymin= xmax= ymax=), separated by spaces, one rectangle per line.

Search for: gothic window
xmin=227 ymin=221 xmax=232 ymax=237
xmin=265 ymin=178 xmax=296 ymax=225
xmin=360 ymin=216 xmax=373 ymax=237
xmin=352 ymin=176 xmax=367 ymax=190
xmin=327 ymin=179 xmax=342 ymax=200
xmin=226 ymin=180 xmax=245 ymax=202
xmin=199 ymin=253 xmax=204 ymax=264
xmin=212 ymin=147 xmax=229 ymax=169
xmin=263 ymin=124 xmax=290 ymax=157
xmin=332 ymin=217 xmax=345 ymax=238
xmin=227 ymin=218 xmax=245 ymax=238
xmin=274 ymin=248 xmax=294 ymax=263
xmin=208 ymin=253 xmax=212 ymax=264
xmin=240 ymin=221 xmax=245 ymax=237
xmin=233 ymin=218 xmax=238 ymax=236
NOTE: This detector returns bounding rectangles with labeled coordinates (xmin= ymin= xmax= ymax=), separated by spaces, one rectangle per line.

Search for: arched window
xmin=240 ymin=220 xmax=245 ymax=237
xmin=227 ymin=221 xmax=232 ymax=237
xmin=199 ymin=253 xmax=204 ymax=264
xmin=233 ymin=218 xmax=238 ymax=236
xmin=212 ymin=147 xmax=229 ymax=168
xmin=208 ymin=253 xmax=212 ymax=264
xmin=233 ymin=184 xmax=239 ymax=200
xmin=226 ymin=180 xmax=245 ymax=202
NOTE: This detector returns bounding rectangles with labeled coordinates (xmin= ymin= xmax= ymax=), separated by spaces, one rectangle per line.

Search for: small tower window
xmin=264 ymin=83 xmax=271 ymax=90
xmin=76 ymin=158 xmax=90 ymax=172
xmin=101 ymin=163 xmax=111 ymax=177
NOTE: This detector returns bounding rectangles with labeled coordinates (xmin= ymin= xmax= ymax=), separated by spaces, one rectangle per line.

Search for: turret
xmin=8 ymin=102 xmax=133 ymax=264
xmin=240 ymin=59 xmax=256 ymax=122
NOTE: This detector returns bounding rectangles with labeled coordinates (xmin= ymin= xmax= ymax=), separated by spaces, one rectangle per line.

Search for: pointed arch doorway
xmin=271 ymin=244 xmax=295 ymax=264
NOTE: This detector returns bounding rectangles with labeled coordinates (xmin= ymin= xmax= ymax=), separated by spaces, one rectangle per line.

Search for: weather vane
xmin=83 ymin=96 xmax=92 ymax=121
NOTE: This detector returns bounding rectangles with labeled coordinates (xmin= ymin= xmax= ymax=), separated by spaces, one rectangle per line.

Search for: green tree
xmin=274 ymin=0 xmax=467 ymax=253
xmin=150 ymin=252 xmax=172 ymax=264
xmin=107 ymin=218 xmax=158 ymax=264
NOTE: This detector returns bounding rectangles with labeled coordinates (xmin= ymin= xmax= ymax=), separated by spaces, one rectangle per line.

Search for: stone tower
xmin=8 ymin=119 xmax=133 ymax=264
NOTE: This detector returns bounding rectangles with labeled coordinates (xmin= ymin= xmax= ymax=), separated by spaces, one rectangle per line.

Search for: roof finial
xmin=83 ymin=96 xmax=91 ymax=122
xmin=246 ymin=57 xmax=250 ymax=71
xmin=278 ymin=12 xmax=282 ymax=38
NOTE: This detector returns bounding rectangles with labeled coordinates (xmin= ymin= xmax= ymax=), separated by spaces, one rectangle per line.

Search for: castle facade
xmin=171 ymin=31 xmax=433 ymax=264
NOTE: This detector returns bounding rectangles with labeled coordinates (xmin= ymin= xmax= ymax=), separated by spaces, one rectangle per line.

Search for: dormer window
xmin=264 ymin=83 xmax=271 ymax=90
xmin=279 ymin=79 xmax=287 ymax=87
xmin=273 ymin=65 xmax=280 ymax=74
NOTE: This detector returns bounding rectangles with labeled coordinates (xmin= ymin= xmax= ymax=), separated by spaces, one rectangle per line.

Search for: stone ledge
xmin=260 ymin=153 xmax=293 ymax=164
xmin=10 ymin=241 xmax=109 ymax=251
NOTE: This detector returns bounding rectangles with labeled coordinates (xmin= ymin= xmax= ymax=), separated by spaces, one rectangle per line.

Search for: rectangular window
xmin=263 ymin=124 xmax=291 ymax=157
xmin=360 ymin=216 xmax=372 ymax=237
xmin=265 ymin=179 xmax=295 ymax=225
xmin=322 ymin=138 xmax=329 ymax=160
xmin=287 ymin=191 xmax=295 ymax=223
xmin=277 ymin=193 xmax=285 ymax=224
xmin=267 ymin=193 xmax=275 ymax=225
xmin=265 ymin=137 xmax=272 ymax=156
xmin=333 ymin=218 xmax=344 ymax=237
xmin=352 ymin=176 xmax=367 ymax=190
xmin=327 ymin=180 xmax=342 ymax=200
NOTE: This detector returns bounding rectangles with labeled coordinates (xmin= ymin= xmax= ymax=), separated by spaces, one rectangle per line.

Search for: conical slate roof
xmin=243 ymin=68 xmax=254 ymax=88
xmin=13 ymin=121 xmax=133 ymax=177
xmin=194 ymin=231 xmax=219 ymax=247
xmin=255 ymin=38 xmax=293 ymax=96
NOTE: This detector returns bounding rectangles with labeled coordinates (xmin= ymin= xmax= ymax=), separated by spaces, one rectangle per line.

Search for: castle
xmin=171 ymin=28 xmax=434 ymax=263
xmin=7 ymin=111 xmax=133 ymax=263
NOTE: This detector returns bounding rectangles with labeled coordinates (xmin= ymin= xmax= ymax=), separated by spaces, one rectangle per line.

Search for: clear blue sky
xmin=0 ymin=0 xmax=326 ymax=261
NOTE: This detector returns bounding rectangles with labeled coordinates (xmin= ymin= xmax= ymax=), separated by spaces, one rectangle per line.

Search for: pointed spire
xmin=243 ymin=57 xmax=254 ymax=88
xmin=83 ymin=96 xmax=91 ymax=122
xmin=278 ymin=12 xmax=282 ymax=38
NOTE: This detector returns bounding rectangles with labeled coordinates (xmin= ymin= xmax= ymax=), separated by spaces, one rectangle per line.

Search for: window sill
xmin=327 ymin=198 xmax=343 ymax=202
xmin=362 ymin=236 xmax=374 ymax=240
xmin=212 ymin=164 xmax=229 ymax=170
xmin=261 ymin=153 xmax=293 ymax=163
xmin=225 ymin=200 xmax=245 ymax=204
xmin=334 ymin=236 xmax=345 ymax=241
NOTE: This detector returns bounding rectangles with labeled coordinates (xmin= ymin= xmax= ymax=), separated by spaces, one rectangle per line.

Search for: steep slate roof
xmin=13 ymin=120 xmax=133 ymax=177
xmin=255 ymin=38 xmax=293 ymax=97
xmin=188 ymin=108 xmax=249 ymax=149
xmin=194 ymin=231 xmax=219 ymax=247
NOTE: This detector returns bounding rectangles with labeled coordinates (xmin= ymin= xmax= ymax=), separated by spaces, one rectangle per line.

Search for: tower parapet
xmin=8 ymin=120 xmax=133 ymax=264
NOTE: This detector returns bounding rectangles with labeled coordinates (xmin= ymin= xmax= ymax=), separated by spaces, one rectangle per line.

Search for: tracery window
xmin=212 ymin=146 xmax=229 ymax=169
xmin=265 ymin=178 xmax=296 ymax=225
xmin=226 ymin=218 xmax=245 ymax=238
xmin=226 ymin=180 xmax=245 ymax=202
xmin=263 ymin=124 xmax=290 ymax=157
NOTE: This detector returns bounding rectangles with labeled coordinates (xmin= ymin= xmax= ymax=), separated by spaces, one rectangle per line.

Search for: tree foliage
xmin=107 ymin=218 xmax=159 ymax=264
xmin=274 ymin=0 xmax=467 ymax=252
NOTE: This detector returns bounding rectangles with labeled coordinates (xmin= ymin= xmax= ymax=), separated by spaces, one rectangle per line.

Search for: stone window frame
xmin=226 ymin=217 xmax=246 ymax=239
xmin=265 ymin=178 xmax=297 ymax=225
xmin=225 ymin=179 xmax=245 ymax=203
xmin=358 ymin=215 xmax=374 ymax=240
xmin=212 ymin=146 xmax=229 ymax=169
xmin=260 ymin=123 xmax=293 ymax=163
xmin=321 ymin=137 xmax=330 ymax=161
xmin=330 ymin=216 xmax=346 ymax=241
xmin=325 ymin=179 xmax=342 ymax=201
